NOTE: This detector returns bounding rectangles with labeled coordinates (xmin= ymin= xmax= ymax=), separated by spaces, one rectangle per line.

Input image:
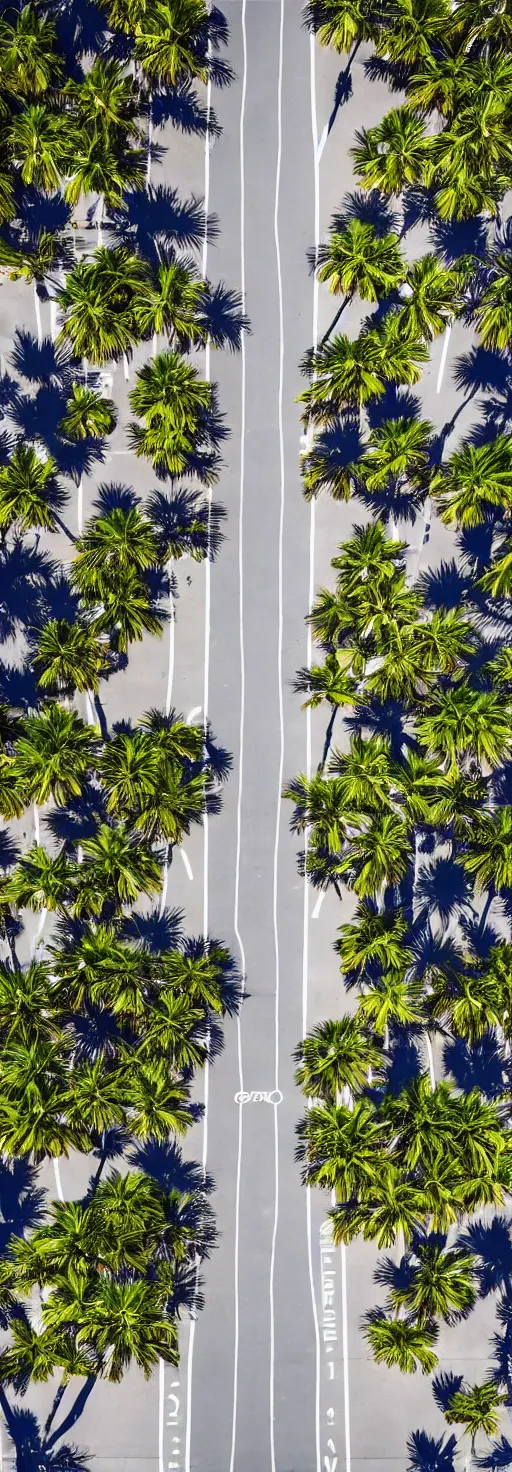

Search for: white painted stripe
xmin=436 ymin=322 xmax=451 ymax=393
xmin=184 ymin=38 xmax=213 ymax=1472
xmin=53 ymin=1157 xmax=64 ymax=1203
xmin=158 ymin=1355 xmax=164 ymax=1472
xmin=304 ymin=33 xmax=322 ymax=1472
xmin=165 ymin=568 xmax=175 ymax=717
xmin=187 ymin=705 xmax=202 ymax=725
xmin=228 ymin=4 xmax=248 ymax=1467
xmin=340 ymin=1243 xmax=352 ymax=1472
xmin=316 ymin=120 xmax=328 ymax=162
xmin=312 ymin=890 xmax=325 ymax=920
xmin=180 ymin=848 xmax=193 ymax=882
xmin=270 ymin=2 xmax=285 ymax=1467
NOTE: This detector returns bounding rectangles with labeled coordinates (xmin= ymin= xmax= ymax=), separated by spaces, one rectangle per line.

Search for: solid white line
xmin=269 ymin=2 xmax=285 ymax=1467
xmin=53 ymin=1157 xmax=64 ymax=1203
xmin=228 ymin=5 xmax=248 ymax=1467
xmin=184 ymin=42 xmax=213 ymax=1472
xmin=436 ymin=322 xmax=451 ymax=393
xmin=180 ymin=848 xmax=194 ymax=882
xmin=312 ymin=890 xmax=325 ymax=920
xmin=165 ymin=567 xmax=175 ymax=717
xmin=340 ymin=1243 xmax=352 ymax=1472
xmin=304 ymin=33 xmax=322 ymax=1472
xmin=158 ymin=1356 xmax=165 ymax=1472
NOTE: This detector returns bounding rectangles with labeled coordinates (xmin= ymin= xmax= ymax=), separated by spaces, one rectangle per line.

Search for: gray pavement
xmin=0 ymin=4 xmax=509 ymax=1471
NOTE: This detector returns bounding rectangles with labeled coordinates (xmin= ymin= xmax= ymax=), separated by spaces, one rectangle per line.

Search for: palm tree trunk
xmin=318 ymin=703 xmax=337 ymax=773
xmin=31 ymin=905 xmax=47 ymax=959
xmin=159 ymin=842 xmax=170 ymax=919
xmin=53 ymin=1156 xmax=64 ymax=1201
xmin=34 ymin=281 xmax=43 ymax=347
xmin=425 ymin=1031 xmax=436 ymax=1089
xmin=123 ymin=352 xmax=130 ymax=381
xmin=94 ymin=690 xmax=108 ymax=740
xmin=77 ymin=474 xmax=84 ymax=535
xmin=43 ymin=1374 xmax=69 ymax=1441
xmin=96 ymin=194 xmax=104 ymax=249
xmin=89 ymin=1133 xmax=109 ymax=1195
xmin=152 ymin=331 xmax=158 ymax=357
xmin=33 ymin=801 xmax=40 ymax=844
xmin=320 ymin=291 xmax=353 ymax=347
xmin=479 ymin=889 xmax=494 ymax=931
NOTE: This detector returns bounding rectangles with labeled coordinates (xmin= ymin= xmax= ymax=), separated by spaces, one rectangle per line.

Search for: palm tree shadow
xmin=477 ymin=1437 xmax=512 ymax=1470
xmin=122 ymin=904 xmax=185 ymax=951
xmin=129 ymin=1138 xmax=215 ymax=1196
xmin=414 ymin=855 xmax=475 ymax=930
xmin=0 ymin=1394 xmax=92 ymax=1472
xmin=0 ymin=540 xmax=62 ymax=643
xmin=432 ymin=1370 xmax=465 ymax=1413
xmin=429 ymin=212 xmax=488 ymax=266
xmin=201 ymin=282 xmax=250 ymax=352
xmin=333 ymin=188 xmax=399 ymax=238
xmin=365 ymin=386 xmax=423 ymax=432
xmin=148 ymin=486 xmax=227 ymax=562
xmin=112 ymin=185 xmax=217 ymax=257
xmin=152 ymin=84 xmax=221 ymax=140
xmin=443 ymin=1034 xmax=506 ymax=1100
xmin=458 ymin=1217 xmax=512 ymax=1298
xmin=407 ymin=1430 xmax=457 ymax=1472
xmin=417 ymin=559 xmax=472 ymax=612
xmin=0 ymin=1159 xmax=47 ymax=1257
xmin=386 ymin=1027 xmax=421 ymax=1096
xmin=16 ymin=187 xmax=74 ymax=239
xmin=10 ymin=333 xmax=75 ymax=390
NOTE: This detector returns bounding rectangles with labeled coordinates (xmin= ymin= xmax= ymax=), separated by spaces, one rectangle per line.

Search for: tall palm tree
xmin=398 ymin=255 xmax=462 ymax=341
xmin=389 ymin=1239 xmax=477 ymax=1324
xmin=329 ymin=735 xmax=393 ymax=813
xmin=0 ymin=445 xmax=68 ymax=537
xmin=459 ymin=808 xmax=512 ymax=896
xmin=80 ymin=823 xmax=162 ymax=909
xmin=0 ymin=960 xmax=62 ymax=1045
xmin=10 ymin=104 xmax=73 ymax=192
xmin=58 ymin=247 xmax=149 ymax=365
xmin=338 ymin=811 xmax=413 ymax=898
xmin=31 ymin=618 xmax=108 ymax=700
xmin=65 ymin=135 xmax=146 ymax=245
xmin=57 ymin=385 xmax=117 ymax=442
xmin=134 ymin=0 xmax=210 ymax=87
xmin=473 ymin=252 xmax=512 ymax=350
xmin=128 ymin=350 xmax=216 ymax=478
xmin=356 ymin=972 xmax=424 ymax=1044
xmin=14 ymin=705 xmax=96 ymax=809
xmin=65 ymin=57 xmax=141 ymax=142
xmin=296 ymin=1096 xmax=383 ymax=1196
xmin=293 ymin=1017 xmax=382 ymax=1102
xmin=302 ymin=0 xmax=381 ymax=55
xmin=294 ymin=656 xmax=359 ymax=768
xmin=0 ymin=230 xmax=63 ymax=346
xmin=135 ymin=251 xmax=209 ymax=353
xmin=431 ymin=436 xmax=512 ymax=525
xmin=357 ymin=416 xmax=432 ymax=494
xmin=336 ymin=899 xmax=412 ymax=977
xmin=363 ymin=1314 xmax=439 ymax=1374
xmin=98 ymin=730 xmax=160 ymax=817
xmin=3 ymin=845 xmax=75 ymax=917
xmin=317 ymin=220 xmax=406 ymax=343
xmin=125 ymin=1062 xmax=191 ymax=1140
xmin=417 ymin=687 xmax=512 ymax=772
xmin=299 ymin=325 xmax=427 ymax=422
xmin=90 ymin=569 xmax=166 ymax=653
xmin=331 ymin=1167 xmax=425 ymax=1248
xmin=73 ymin=506 xmax=159 ymax=592
xmin=0 ymin=3 xmax=64 ymax=96
xmin=283 ymin=771 xmax=352 ymax=854
xmin=444 ymin=1382 xmax=505 ymax=1453
xmin=375 ymin=0 xmax=452 ymax=63
xmin=351 ymin=108 xmax=429 ymax=196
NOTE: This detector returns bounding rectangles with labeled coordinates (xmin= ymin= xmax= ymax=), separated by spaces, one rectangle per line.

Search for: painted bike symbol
xmin=234 ymin=1089 xmax=283 ymax=1104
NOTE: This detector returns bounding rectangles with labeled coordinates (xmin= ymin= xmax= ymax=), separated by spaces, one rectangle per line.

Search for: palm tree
xmin=73 ymin=506 xmax=159 ymax=593
xmin=283 ymin=771 xmax=351 ymax=855
xmin=389 ymin=1239 xmax=476 ymax=1324
xmin=473 ymin=252 xmax=512 ymax=350
xmin=58 ymin=248 xmax=149 ymax=365
xmin=375 ymin=0 xmax=452 ymax=63
xmin=299 ymin=325 xmax=427 ymax=423
xmin=331 ymin=1167 xmax=425 ymax=1248
xmin=125 ymin=1062 xmax=191 ymax=1140
xmin=302 ymin=0 xmax=381 ymax=55
xmin=417 ymin=687 xmax=512 ymax=772
xmin=139 ymin=992 xmax=208 ymax=1072
xmin=57 ymin=385 xmax=117 ymax=442
xmin=444 ymin=1382 xmax=505 ymax=1454
xmin=0 ymin=230 xmax=63 ymax=346
xmin=339 ymin=812 xmax=413 ymax=899
xmin=134 ymin=0 xmax=210 ymax=87
xmin=65 ymin=57 xmax=141 ymax=142
xmin=0 ymin=3 xmax=64 ymax=96
xmin=65 ymin=135 xmax=146 ymax=245
xmin=14 ymin=705 xmax=97 ymax=807
xmin=329 ymin=735 xmax=393 ymax=812
xmin=429 ymin=967 xmax=504 ymax=1043
xmin=431 ymin=437 xmax=512 ymax=525
xmin=459 ymin=808 xmax=512 ymax=896
xmin=357 ymin=417 xmax=432 ymax=494
xmin=81 ymin=823 xmax=162 ymax=909
xmin=10 ymin=104 xmax=72 ymax=191
xmin=363 ymin=1314 xmax=439 ymax=1374
xmin=294 ymin=656 xmax=359 ymax=768
xmin=405 ymin=47 xmax=478 ymax=119
xmin=478 ymin=538 xmax=512 ymax=598
xmin=3 ymin=845 xmax=75 ymax=917
xmin=31 ymin=618 xmax=108 ymax=700
xmin=336 ymin=899 xmax=412 ymax=977
xmin=317 ymin=220 xmax=406 ymax=343
xmin=128 ymin=350 xmax=216 ymax=478
xmin=0 ymin=445 xmax=68 ymax=537
xmin=162 ymin=938 xmax=241 ymax=1017
xmin=98 ymin=730 xmax=160 ymax=817
xmin=135 ymin=251 xmax=209 ymax=353
xmin=356 ymin=972 xmax=424 ymax=1046
xmin=351 ymin=108 xmax=429 ymax=196
xmin=331 ymin=519 xmax=406 ymax=595
xmin=293 ymin=1017 xmax=382 ymax=1102
xmin=296 ymin=1096 xmax=383 ymax=1197
xmin=0 ymin=960 xmax=62 ymax=1045
xmin=398 ymin=255 xmax=462 ymax=341
xmin=90 ymin=569 xmax=166 ymax=653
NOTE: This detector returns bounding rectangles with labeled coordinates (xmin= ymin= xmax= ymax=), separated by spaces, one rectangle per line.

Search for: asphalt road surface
xmin=0 ymin=3 xmax=504 ymax=1471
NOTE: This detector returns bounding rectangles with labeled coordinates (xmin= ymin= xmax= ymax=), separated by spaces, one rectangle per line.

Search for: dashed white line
xmin=228 ymin=4 xmax=248 ymax=1467
xmin=316 ymin=120 xmax=329 ymax=162
xmin=436 ymin=322 xmax=451 ymax=393
xmin=312 ymin=890 xmax=325 ymax=920
xmin=180 ymin=848 xmax=194 ymax=882
xmin=269 ymin=2 xmax=285 ymax=1467
xmin=165 ymin=564 xmax=175 ymax=718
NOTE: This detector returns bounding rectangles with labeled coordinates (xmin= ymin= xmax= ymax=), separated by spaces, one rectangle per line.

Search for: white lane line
xmin=304 ymin=33 xmax=322 ymax=1472
xmin=158 ymin=1356 xmax=164 ymax=1472
xmin=269 ymin=2 xmax=285 ymax=1468
xmin=180 ymin=848 xmax=194 ymax=882
xmin=340 ymin=1243 xmax=352 ymax=1472
xmin=316 ymin=120 xmax=328 ymax=163
xmin=53 ymin=1157 xmax=64 ymax=1203
xmin=436 ymin=322 xmax=451 ymax=393
xmin=165 ymin=565 xmax=175 ymax=717
xmin=228 ymin=5 xmax=248 ymax=1468
xmin=184 ymin=39 xmax=213 ymax=1472
xmin=312 ymin=890 xmax=325 ymax=920
xmin=187 ymin=705 xmax=202 ymax=724
xmin=31 ymin=905 xmax=47 ymax=959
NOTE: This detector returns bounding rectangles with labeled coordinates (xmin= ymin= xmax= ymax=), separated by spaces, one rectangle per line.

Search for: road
xmin=0 ymin=3 xmax=504 ymax=1471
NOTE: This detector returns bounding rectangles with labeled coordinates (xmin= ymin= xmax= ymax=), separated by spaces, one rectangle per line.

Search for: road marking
xmin=184 ymin=33 xmax=213 ymax=1472
xmin=316 ymin=121 xmax=329 ymax=163
xmin=228 ymin=8 xmax=248 ymax=1470
xmin=436 ymin=322 xmax=451 ymax=393
xmin=234 ymin=1089 xmax=283 ymax=1104
xmin=305 ymin=33 xmax=322 ymax=1472
xmin=269 ymin=4 xmax=285 ymax=1467
xmin=187 ymin=705 xmax=202 ymax=724
xmin=165 ymin=565 xmax=175 ymax=717
xmin=312 ymin=890 xmax=325 ymax=919
xmin=180 ymin=848 xmax=193 ymax=882
xmin=340 ymin=1244 xmax=351 ymax=1472
xmin=159 ymin=1357 xmax=165 ymax=1472
xmin=53 ymin=1157 xmax=64 ymax=1202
